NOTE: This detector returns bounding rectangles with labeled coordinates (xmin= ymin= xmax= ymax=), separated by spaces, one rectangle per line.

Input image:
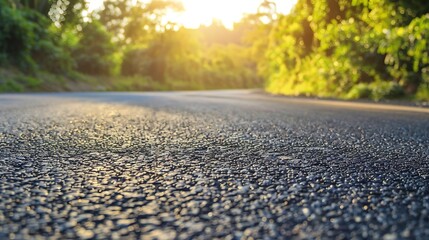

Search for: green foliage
xmin=27 ymin=11 xmax=73 ymax=73
xmin=264 ymin=0 xmax=429 ymax=100
xmin=72 ymin=21 xmax=117 ymax=75
xmin=0 ymin=1 xmax=72 ymax=73
xmin=380 ymin=14 xmax=429 ymax=93
xmin=370 ymin=81 xmax=404 ymax=100
xmin=199 ymin=44 xmax=261 ymax=89
xmin=347 ymin=81 xmax=405 ymax=101
xmin=121 ymin=47 xmax=151 ymax=77
xmin=346 ymin=83 xmax=372 ymax=99
xmin=100 ymin=0 xmax=183 ymax=44
xmin=15 ymin=0 xmax=52 ymax=16
xmin=0 ymin=67 xmax=42 ymax=92
xmin=0 ymin=1 xmax=36 ymax=70
xmin=106 ymin=75 xmax=170 ymax=92
xmin=0 ymin=80 xmax=24 ymax=92
xmin=415 ymin=67 xmax=429 ymax=101
xmin=416 ymin=83 xmax=429 ymax=101
xmin=121 ymin=27 xmax=261 ymax=89
xmin=14 ymin=75 xmax=42 ymax=89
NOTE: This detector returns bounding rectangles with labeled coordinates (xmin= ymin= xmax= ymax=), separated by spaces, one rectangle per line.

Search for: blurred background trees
xmin=0 ymin=0 xmax=428 ymax=100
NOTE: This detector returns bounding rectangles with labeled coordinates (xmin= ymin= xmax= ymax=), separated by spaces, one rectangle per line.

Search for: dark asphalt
xmin=0 ymin=90 xmax=428 ymax=239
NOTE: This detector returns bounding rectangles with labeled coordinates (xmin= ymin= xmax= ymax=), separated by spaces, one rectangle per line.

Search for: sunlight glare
xmin=87 ymin=0 xmax=297 ymax=29
xmin=171 ymin=0 xmax=297 ymax=29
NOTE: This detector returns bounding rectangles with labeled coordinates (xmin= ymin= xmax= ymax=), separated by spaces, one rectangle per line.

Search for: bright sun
xmin=88 ymin=0 xmax=297 ymax=29
xmin=168 ymin=0 xmax=297 ymax=29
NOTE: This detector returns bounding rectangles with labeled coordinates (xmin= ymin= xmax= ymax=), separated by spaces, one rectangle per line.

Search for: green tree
xmin=99 ymin=0 xmax=182 ymax=44
xmin=72 ymin=21 xmax=117 ymax=75
xmin=0 ymin=0 xmax=71 ymax=72
xmin=264 ymin=0 xmax=429 ymax=99
xmin=7 ymin=0 xmax=87 ymax=26
xmin=0 ymin=0 xmax=34 ymax=68
xmin=122 ymin=28 xmax=200 ymax=82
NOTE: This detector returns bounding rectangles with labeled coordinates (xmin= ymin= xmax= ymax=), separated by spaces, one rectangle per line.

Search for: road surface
xmin=0 ymin=90 xmax=428 ymax=239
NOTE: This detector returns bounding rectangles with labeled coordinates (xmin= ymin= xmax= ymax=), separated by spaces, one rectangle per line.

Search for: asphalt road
xmin=0 ymin=90 xmax=428 ymax=239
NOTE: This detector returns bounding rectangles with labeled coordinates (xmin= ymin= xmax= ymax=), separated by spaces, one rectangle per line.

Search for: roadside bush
xmin=415 ymin=67 xmax=429 ymax=101
xmin=14 ymin=75 xmax=42 ymax=90
xmin=380 ymin=14 xmax=429 ymax=94
xmin=346 ymin=83 xmax=372 ymax=99
xmin=370 ymin=81 xmax=404 ymax=100
xmin=416 ymin=84 xmax=429 ymax=101
xmin=0 ymin=80 xmax=23 ymax=92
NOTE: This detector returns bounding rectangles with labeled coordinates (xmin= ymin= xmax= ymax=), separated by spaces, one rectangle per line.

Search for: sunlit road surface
xmin=1 ymin=90 xmax=428 ymax=239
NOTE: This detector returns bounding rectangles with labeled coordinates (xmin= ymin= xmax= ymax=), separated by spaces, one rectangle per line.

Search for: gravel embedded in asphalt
xmin=0 ymin=91 xmax=428 ymax=239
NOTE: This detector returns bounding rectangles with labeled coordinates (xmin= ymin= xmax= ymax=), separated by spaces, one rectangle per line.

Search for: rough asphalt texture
xmin=0 ymin=90 xmax=428 ymax=239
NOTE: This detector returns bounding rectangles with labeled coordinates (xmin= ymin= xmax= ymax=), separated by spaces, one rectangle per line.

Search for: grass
xmin=2 ymin=67 xmax=427 ymax=104
xmin=0 ymin=68 xmax=258 ymax=93
xmin=0 ymin=68 xmax=173 ymax=92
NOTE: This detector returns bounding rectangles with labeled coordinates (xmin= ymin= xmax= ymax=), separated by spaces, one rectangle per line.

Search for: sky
xmin=88 ymin=0 xmax=297 ymax=29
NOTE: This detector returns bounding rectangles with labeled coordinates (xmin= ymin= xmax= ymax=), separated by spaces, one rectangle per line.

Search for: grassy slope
xmin=1 ymin=67 xmax=427 ymax=103
xmin=0 ymin=71 xmax=167 ymax=92
xmin=0 ymin=68 xmax=259 ymax=93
